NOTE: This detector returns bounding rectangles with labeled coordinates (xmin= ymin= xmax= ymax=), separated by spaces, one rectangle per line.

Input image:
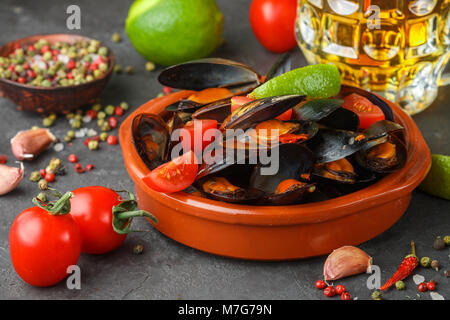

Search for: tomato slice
xmin=180 ymin=119 xmax=218 ymax=153
xmin=342 ymin=93 xmax=385 ymax=129
xmin=143 ymin=151 xmax=198 ymax=193
xmin=231 ymin=95 xmax=292 ymax=120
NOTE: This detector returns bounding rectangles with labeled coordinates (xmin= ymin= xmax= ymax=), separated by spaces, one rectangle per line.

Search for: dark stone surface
xmin=0 ymin=0 xmax=449 ymax=300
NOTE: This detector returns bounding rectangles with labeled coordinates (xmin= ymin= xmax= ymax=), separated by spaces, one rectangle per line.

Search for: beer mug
xmin=296 ymin=0 xmax=449 ymax=115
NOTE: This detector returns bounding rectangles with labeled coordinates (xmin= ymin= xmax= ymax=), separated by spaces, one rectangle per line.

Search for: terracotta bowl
xmin=0 ymin=34 xmax=114 ymax=114
xmin=119 ymin=88 xmax=431 ymax=260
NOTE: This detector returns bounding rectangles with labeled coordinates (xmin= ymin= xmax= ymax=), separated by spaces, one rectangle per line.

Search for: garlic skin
xmin=0 ymin=163 xmax=24 ymax=195
xmin=11 ymin=128 xmax=56 ymax=161
xmin=323 ymin=246 xmax=372 ymax=281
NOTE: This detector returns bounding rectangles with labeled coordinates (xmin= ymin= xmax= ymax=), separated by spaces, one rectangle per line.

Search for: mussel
xmin=200 ymin=176 xmax=264 ymax=203
xmin=249 ymin=144 xmax=316 ymax=205
xmin=132 ymin=113 xmax=170 ymax=170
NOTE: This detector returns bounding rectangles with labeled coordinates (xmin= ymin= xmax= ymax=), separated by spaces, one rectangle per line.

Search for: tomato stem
xmin=32 ymin=190 xmax=73 ymax=215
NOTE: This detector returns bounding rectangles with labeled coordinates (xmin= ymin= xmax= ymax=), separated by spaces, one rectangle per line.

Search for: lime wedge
xmin=419 ymin=154 xmax=450 ymax=200
xmin=249 ymin=64 xmax=341 ymax=99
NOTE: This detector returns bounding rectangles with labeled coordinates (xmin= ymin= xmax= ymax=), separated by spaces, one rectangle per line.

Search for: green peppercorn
xmin=371 ymin=290 xmax=382 ymax=300
xmin=111 ymin=32 xmax=122 ymax=43
xmin=64 ymin=135 xmax=72 ymax=142
xmin=43 ymin=51 xmax=52 ymax=61
xmin=98 ymin=46 xmax=108 ymax=56
xmin=31 ymin=126 xmax=40 ymax=130
xmin=85 ymin=75 xmax=94 ymax=82
xmin=66 ymin=130 xmax=76 ymax=139
xmin=38 ymin=179 xmax=48 ymax=190
xmin=36 ymin=192 xmax=47 ymax=203
xmin=156 ymin=92 xmax=164 ymax=98
xmin=104 ymin=105 xmax=115 ymax=115
xmin=48 ymin=113 xmax=57 ymax=121
xmin=120 ymin=101 xmax=129 ymax=110
xmin=101 ymin=123 xmax=111 ymax=132
xmin=72 ymin=119 xmax=81 ymax=129
xmin=100 ymin=132 xmax=109 ymax=141
xmin=125 ymin=66 xmax=135 ymax=75
xmin=444 ymin=235 xmax=450 ymax=246
xmin=133 ymin=244 xmax=144 ymax=255
xmin=145 ymin=61 xmax=155 ymax=72
xmin=93 ymin=69 xmax=103 ymax=78
xmin=66 ymin=113 xmax=75 ymax=120
xmin=92 ymin=103 xmax=102 ymax=112
xmin=29 ymin=171 xmax=41 ymax=182
xmin=97 ymin=119 xmax=106 ymax=127
xmin=99 ymin=63 xmax=108 ymax=72
xmin=97 ymin=111 xmax=106 ymax=120
xmin=114 ymin=64 xmax=122 ymax=73
xmin=42 ymin=117 xmax=54 ymax=127
xmin=88 ymin=140 xmax=99 ymax=150
xmin=395 ymin=281 xmax=405 ymax=290
xmin=41 ymin=79 xmax=52 ymax=87
xmin=420 ymin=257 xmax=432 ymax=268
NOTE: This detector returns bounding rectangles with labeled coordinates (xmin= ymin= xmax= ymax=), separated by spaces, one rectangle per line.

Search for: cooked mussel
xmin=132 ymin=113 xmax=170 ymax=170
xmin=165 ymin=88 xmax=233 ymax=113
xmin=355 ymin=134 xmax=407 ymax=173
xmin=191 ymin=98 xmax=232 ymax=124
xmin=200 ymin=176 xmax=264 ymax=203
xmin=159 ymin=58 xmax=262 ymax=92
xmin=250 ymin=144 xmax=316 ymax=205
xmin=313 ymin=158 xmax=357 ymax=184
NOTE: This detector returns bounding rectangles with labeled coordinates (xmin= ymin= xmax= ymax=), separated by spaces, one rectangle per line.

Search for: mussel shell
xmin=158 ymin=58 xmax=261 ymax=92
xmin=265 ymin=53 xmax=291 ymax=81
xmin=292 ymin=99 xmax=343 ymax=121
xmin=167 ymin=112 xmax=185 ymax=159
xmin=364 ymin=120 xmax=404 ymax=140
xmin=338 ymin=85 xmax=394 ymax=121
xmin=355 ymin=134 xmax=407 ymax=173
xmin=132 ymin=113 xmax=170 ymax=170
xmin=312 ymin=158 xmax=376 ymax=185
xmin=165 ymin=99 xmax=203 ymax=113
xmin=307 ymin=129 xmax=367 ymax=164
xmin=191 ymin=98 xmax=232 ymax=124
xmin=318 ymin=107 xmax=360 ymax=131
xmin=199 ymin=179 xmax=264 ymax=203
xmin=220 ymin=95 xmax=306 ymax=131
xmin=249 ymin=144 xmax=314 ymax=193
xmin=263 ymin=183 xmax=315 ymax=205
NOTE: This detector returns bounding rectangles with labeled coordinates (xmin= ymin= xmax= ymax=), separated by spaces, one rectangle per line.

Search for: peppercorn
xmin=97 ymin=111 xmax=106 ymax=120
xmin=101 ymin=123 xmax=111 ymax=132
xmin=97 ymin=119 xmax=106 ymax=127
xmin=66 ymin=113 xmax=75 ymax=120
xmin=48 ymin=113 xmax=57 ymax=121
xmin=92 ymin=103 xmax=102 ymax=112
xmin=133 ymin=244 xmax=144 ymax=255
xmin=371 ymin=290 xmax=382 ymax=300
xmin=420 ymin=257 xmax=431 ymax=268
xmin=104 ymin=104 xmax=115 ymax=115
xmin=111 ymin=32 xmax=121 ymax=43
xmin=36 ymin=192 xmax=47 ymax=203
xmin=120 ymin=101 xmax=129 ymax=110
xmin=85 ymin=164 xmax=94 ymax=171
xmin=87 ymin=140 xmax=99 ymax=150
xmin=98 ymin=46 xmax=108 ymax=57
xmin=395 ymin=280 xmax=405 ymax=290
xmin=64 ymin=135 xmax=72 ymax=142
xmin=38 ymin=179 xmax=48 ymax=190
xmin=99 ymin=132 xmax=108 ymax=141
xmin=431 ymin=260 xmax=440 ymax=271
xmin=72 ymin=119 xmax=82 ymax=129
xmin=145 ymin=61 xmax=155 ymax=72
xmin=113 ymin=64 xmax=122 ymax=73
xmin=66 ymin=130 xmax=76 ymax=139
xmin=29 ymin=171 xmax=41 ymax=182
xmin=433 ymin=236 xmax=446 ymax=250
xmin=125 ymin=65 xmax=135 ymax=75
xmin=443 ymin=235 xmax=450 ymax=246
xmin=42 ymin=117 xmax=54 ymax=127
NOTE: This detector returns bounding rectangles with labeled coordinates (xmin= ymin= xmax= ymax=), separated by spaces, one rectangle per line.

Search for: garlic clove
xmin=0 ymin=162 xmax=24 ymax=195
xmin=11 ymin=128 xmax=56 ymax=161
xmin=324 ymin=245 xmax=372 ymax=281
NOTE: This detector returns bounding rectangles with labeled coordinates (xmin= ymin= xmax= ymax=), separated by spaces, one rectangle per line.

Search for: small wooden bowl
xmin=119 ymin=87 xmax=431 ymax=260
xmin=0 ymin=34 xmax=114 ymax=114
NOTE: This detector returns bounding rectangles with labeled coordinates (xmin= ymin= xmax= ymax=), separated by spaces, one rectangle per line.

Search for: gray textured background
xmin=0 ymin=0 xmax=449 ymax=300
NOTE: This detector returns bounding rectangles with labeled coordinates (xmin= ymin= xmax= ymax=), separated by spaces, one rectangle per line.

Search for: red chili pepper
xmin=380 ymin=242 xmax=418 ymax=291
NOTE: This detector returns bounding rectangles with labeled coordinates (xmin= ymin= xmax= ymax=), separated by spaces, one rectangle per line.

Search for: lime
xmin=125 ymin=0 xmax=223 ymax=66
xmin=419 ymin=154 xmax=450 ymax=200
xmin=249 ymin=64 xmax=341 ymax=99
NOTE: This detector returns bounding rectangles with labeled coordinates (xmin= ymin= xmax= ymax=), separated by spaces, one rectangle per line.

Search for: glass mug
xmin=295 ymin=0 xmax=449 ymax=115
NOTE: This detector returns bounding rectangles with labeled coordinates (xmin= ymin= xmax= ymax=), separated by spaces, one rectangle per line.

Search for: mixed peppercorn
xmin=0 ymin=38 xmax=111 ymax=87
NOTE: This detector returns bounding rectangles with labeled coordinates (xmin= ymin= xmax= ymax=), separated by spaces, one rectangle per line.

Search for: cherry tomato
xmin=335 ymin=284 xmax=346 ymax=295
xmin=143 ymin=151 xmax=198 ymax=193
xmin=249 ymin=0 xmax=298 ymax=53
xmin=342 ymin=93 xmax=385 ymax=130
xmin=324 ymin=286 xmax=336 ymax=297
xmin=9 ymin=206 xmax=82 ymax=287
xmin=180 ymin=119 xmax=218 ymax=153
xmin=69 ymin=186 xmax=124 ymax=254
xmin=231 ymin=95 xmax=292 ymax=120
xmin=315 ymin=280 xmax=326 ymax=289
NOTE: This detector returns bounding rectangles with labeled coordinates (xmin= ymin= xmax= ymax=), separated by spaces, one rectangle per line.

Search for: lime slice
xmin=419 ymin=154 xmax=450 ymax=200
xmin=249 ymin=64 xmax=341 ymax=99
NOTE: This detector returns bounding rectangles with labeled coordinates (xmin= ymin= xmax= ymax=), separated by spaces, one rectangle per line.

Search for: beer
xmin=296 ymin=0 xmax=449 ymax=114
